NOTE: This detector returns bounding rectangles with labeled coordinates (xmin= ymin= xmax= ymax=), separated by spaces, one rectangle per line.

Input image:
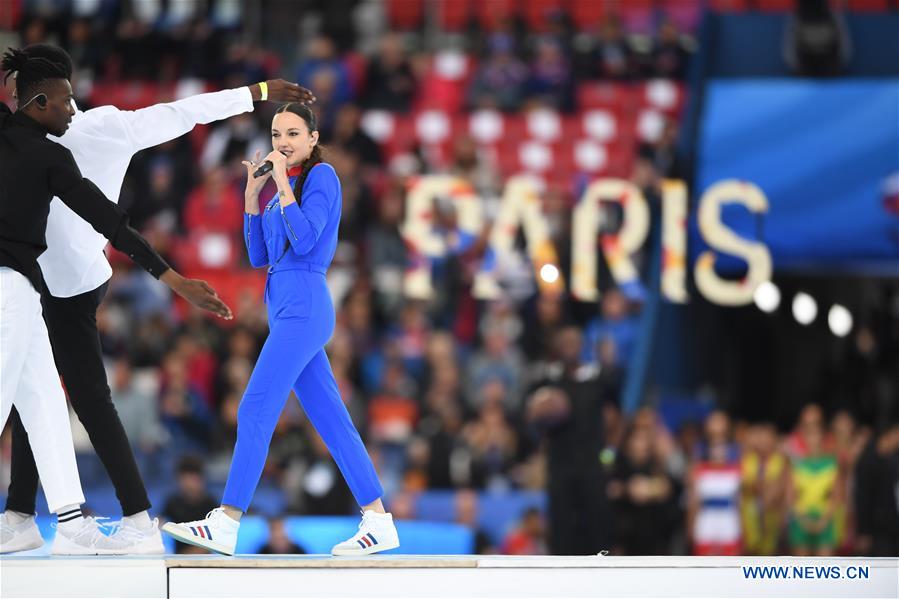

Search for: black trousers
xmin=547 ymin=467 xmax=611 ymax=555
xmin=5 ymin=281 xmax=150 ymax=516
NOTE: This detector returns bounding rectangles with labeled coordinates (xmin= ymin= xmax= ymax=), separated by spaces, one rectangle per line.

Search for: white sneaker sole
xmin=332 ymin=539 xmax=400 ymax=556
xmin=162 ymin=523 xmax=235 ymax=556
xmin=50 ymin=540 xmax=133 ymax=556
xmin=0 ymin=534 xmax=44 ymax=554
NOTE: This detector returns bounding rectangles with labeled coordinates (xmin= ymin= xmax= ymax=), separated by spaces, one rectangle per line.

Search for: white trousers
xmin=0 ymin=267 xmax=84 ymax=513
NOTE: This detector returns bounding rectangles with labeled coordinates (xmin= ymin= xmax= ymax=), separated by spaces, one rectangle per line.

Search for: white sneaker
xmin=331 ymin=511 xmax=400 ymax=556
xmin=108 ymin=518 xmax=166 ymax=555
xmin=51 ymin=517 xmax=139 ymax=555
xmin=161 ymin=508 xmax=239 ymax=556
xmin=0 ymin=513 xmax=44 ymax=554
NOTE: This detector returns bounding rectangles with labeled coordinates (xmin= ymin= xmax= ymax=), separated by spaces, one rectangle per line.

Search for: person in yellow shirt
xmin=740 ymin=422 xmax=789 ymax=555
xmin=787 ymin=417 xmax=838 ymax=556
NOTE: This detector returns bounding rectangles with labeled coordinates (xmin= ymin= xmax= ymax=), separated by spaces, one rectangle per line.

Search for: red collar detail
xmin=287 ymin=165 xmax=303 ymax=177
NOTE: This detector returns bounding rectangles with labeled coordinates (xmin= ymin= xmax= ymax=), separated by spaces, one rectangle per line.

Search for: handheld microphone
xmin=253 ymin=160 xmax=274 ymax=178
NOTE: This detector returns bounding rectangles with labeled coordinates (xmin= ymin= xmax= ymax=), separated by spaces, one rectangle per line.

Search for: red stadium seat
xmin=620 ymin=0 xmax=655 ymax=33
xmin=0 ymin=0 xmax=22 ymax=30
xmin=384 ymin=115 xmax=417 ymax=158
xmin=571 ymin=0 xmax=608 ymax=31
xmin=576 ymin=82 xmax=639 ymax=115
xmin=708 ymin=0 xmax=750 ymax=10
xmin=387 ymin=0 xmax=425 ymax=30
xmin=756 ymin=0 xmax=795 ymax=10
xmin=475 ymin=0 xmax=519 ymax=31
xmin=661 ymin=0 xmax=703 ymax=32
xmin=845 ymin=0 xmax=891 ymax=10
xmin=438 ymin=0 xmax=473 ymax=31
xmin=523 ymin=0 xmax=566 ymax=32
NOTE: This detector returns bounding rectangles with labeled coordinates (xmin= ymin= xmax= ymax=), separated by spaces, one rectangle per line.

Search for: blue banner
xmin=694 ymin=79 xmax=899 ymax=272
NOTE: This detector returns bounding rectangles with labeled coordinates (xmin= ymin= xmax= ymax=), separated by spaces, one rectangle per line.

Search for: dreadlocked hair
xmin=1 ymin=47 xmax=69 ymax=101
xmin=275 ymin=102 xmax=325 ymax=207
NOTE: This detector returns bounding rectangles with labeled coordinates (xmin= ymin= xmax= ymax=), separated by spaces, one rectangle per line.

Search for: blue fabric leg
xmin=222 ymin=320 xmax=317 ymax=512
xmin=293 ymin=349 xmax=384 ymax=507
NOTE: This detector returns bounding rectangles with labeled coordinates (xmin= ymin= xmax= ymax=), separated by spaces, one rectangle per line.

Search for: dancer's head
xmin=2 ymin=46 xmax=75 ymax=136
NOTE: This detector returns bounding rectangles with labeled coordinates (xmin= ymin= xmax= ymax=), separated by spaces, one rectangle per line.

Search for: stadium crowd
xmin=1 ymin=0 xmax=897 ymax=557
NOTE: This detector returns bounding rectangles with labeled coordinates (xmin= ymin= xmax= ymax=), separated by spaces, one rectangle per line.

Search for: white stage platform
xmin=1 ymin=555 xmax=896 ymax=599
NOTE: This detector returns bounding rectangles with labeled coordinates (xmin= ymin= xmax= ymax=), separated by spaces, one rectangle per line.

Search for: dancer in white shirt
xmin=0 ymin=44 xmax=313 ymax=555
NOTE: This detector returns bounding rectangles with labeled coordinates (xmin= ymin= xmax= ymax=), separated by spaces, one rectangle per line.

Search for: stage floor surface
xmin=1 ymin=554 xmax=897 ymax=598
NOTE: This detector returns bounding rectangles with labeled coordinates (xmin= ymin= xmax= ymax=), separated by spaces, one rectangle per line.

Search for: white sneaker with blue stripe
xmin=331 ymin=511 xmax=400 ymax=556
xmin=161 ymin=508 xmax=239 ymax=555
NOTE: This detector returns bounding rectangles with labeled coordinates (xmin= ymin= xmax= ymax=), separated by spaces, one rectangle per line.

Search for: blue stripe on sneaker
xmin=357 ymin=539 xmax=367 ymax=549
xmin=190 ymin=526 xmax=197 ymax=536
xmin=205 ymin=526 xmax=213 ymax=541
xmin=367 ymin=533 xmax=378 ymax=545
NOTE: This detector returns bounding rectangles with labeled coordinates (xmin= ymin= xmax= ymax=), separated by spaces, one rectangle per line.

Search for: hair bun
xmin=1 ymin=48 xmax=30 ymax=83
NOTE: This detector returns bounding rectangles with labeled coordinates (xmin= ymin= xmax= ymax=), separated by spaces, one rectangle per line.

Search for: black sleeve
xmin=46 ymin=145 xmax=170 ymax=278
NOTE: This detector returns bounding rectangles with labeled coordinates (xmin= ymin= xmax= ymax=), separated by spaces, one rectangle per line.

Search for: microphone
xmin=253 ymin=161 xmax=274 ymax=178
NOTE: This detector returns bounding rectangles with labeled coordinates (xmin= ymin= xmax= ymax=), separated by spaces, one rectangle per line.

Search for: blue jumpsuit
xmin=222 ymin=163 xmax=383 ymax=512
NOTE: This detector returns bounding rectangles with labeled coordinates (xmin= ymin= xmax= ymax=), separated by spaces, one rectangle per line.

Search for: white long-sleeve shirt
xmin=39 ymin=87 xmax=254 ymax=297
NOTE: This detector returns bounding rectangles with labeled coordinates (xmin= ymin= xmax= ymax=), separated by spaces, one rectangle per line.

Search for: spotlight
xmin=539 ymin=264 xmax=559 ymax=284
xmin=753 ymin=281 xmax=781 ymax=313
xmin=792 ymin=292 xmax=817 ymax=325
xmin=828 ymin=304 xmax=853 ymax=337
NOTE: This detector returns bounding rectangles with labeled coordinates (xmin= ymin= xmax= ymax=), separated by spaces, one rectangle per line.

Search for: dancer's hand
xmin=161 ymin=270 xmax=233 ymax=320
xmin=243 ymin=150 xmax=272 ymax=213
xmin=250 ymin=79 xmax=316 ymax=105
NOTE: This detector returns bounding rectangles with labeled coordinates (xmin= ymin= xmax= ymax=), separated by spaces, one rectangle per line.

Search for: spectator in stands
xmin=420 ymin=399 xmax=472 ymax=488
xmin=608 ymin=425 xmax=679 ymax=555
xmin=466 ymin=322 xmax=526 ymax=412
xmin=454 ymin=489 xmax=497 ymax=554
xmin=448 ymin=135 xmax=502 ymax=203
xmin=64 ymin=18 xmax=103 ymax=76
xmin=525 ymin=37 xmax=574 ymax=112
xmin=162 ymin=455 xmax=219 ymax=554
xmin=296 ymin=427 xmax=356 ymax=516
xmin=467 ymin=33 xmax=528 ymax=112
xmin=501 ymin=507 xmax=547 ymax=555
xmin=365 ymin=188 xmax=408 ymax=321
xmin=109 ymin=356 xmax=168 ymax=457
xmin=295 ymin=34 xmax=352 ymax=106
xmin=650 ymin=19 xmax=691 ymax=80
xmin=785 ymin=403 xmax=829 ymax=459
xmin=581 ymin=288 xmax=639 ymax=369
xmin=740 ymin=422 xmax=789 ymax=555
xmin=363 ymin=33 xmax=416 ymax=112
xmin=126 ymin=154 xmax=186 ymax=232
xmin=687 ymin=411 xmax=742 ymax=555
xmin=259 ymin=518 xmax=306 ymax=554
xmin=854 ymin=419 xmax=899 ymax=557
xmin=592 ymin=15 xmax=635 ymax=81
xmin=329 ymin=103 xmax=381 ymax=169
xmin=830 ymin=409 xmax=868 ymax=554
xmin=183 ymin=165 xmax=244 ymax=234
xmin=527 ymin=326 xmax=612 ymax=555
xmin=520 ymin=292 xmax=567 ymax=365
xmin=787 ymin=412 xmax=839 ymax=557
xmin=463 ymin=400 xmax=519 ymax=490
xmin=638 ymin=118 xmax=680 ymax=180
xmin=330 ymin=146 xmax=376 ymax=246
xmin=200 ymin=112 xmax=269 ymax=177
xmin=159 ymin=351 xmax=213 ymax=452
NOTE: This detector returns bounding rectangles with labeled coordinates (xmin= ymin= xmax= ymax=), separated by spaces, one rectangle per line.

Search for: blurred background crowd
xmin=1 ymin=0 xmax=897 ymax=557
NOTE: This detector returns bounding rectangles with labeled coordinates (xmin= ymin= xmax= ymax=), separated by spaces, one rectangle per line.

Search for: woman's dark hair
xmin=1 ymin=46 xmax=70 ymax=100
xmin=275 ymin=102 xmax=324 ymax=205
